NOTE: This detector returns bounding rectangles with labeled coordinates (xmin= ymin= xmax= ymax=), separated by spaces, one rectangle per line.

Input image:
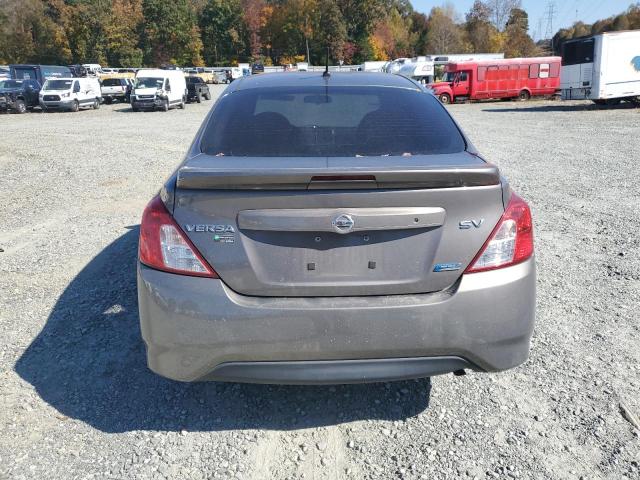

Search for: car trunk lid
xmin=172 ymin=153 xmax=505 ymax=297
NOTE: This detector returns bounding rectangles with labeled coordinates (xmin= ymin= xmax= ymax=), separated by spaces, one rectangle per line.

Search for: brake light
xmin=465 ymin=193 xmax=533 ymax=273
xmin=139 ymin=196 xmax=218 ymax=278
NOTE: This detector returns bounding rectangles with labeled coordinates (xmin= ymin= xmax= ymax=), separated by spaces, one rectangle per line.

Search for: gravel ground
xmin=0 ymin=87 xmax=639 ymax=480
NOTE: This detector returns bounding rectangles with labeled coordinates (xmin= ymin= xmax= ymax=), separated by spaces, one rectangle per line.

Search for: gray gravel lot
xmin=0 ymin=87 xmax=639 ymax=480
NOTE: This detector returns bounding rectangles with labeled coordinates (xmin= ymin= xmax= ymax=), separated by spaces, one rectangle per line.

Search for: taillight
xmin=465 ymin=193 xmax=533 ymax=273
xmin=139 ymin=196 xmax=218 ymax=278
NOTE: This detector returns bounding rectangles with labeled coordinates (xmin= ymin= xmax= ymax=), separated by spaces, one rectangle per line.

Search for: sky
xmin=411 ymin=0 xmax=637 ymax=40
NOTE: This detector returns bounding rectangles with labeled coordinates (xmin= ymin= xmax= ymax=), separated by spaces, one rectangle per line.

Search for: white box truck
xmin=560 ymin=30 xmax=640 ymax=105
xmin=131 ymin=69 xmax=187 ymax=111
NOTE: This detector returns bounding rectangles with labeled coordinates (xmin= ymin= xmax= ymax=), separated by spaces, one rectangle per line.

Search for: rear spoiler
xmin=176 ymin=166 xmax=501 ymax=190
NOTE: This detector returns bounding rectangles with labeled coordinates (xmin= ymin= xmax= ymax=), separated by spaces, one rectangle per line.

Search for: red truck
xmin=429 ymin=57 xmax=561 ymax=104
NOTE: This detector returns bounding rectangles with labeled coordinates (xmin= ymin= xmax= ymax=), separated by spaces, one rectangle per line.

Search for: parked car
xmin=561 ymin=30 xmax=640 ymax=105
xmin=101 ymin=77 xmax=130 ymax=103
xmin=0 ymin=78 xmax=41 ymax=113
xmin=39 ymin=77 xmax=101 ymax=111
xmin=68 ymin=64 xmax=89 ymax=77
xmin=213 ymin=70 xmax=229 ymax=84
xmin=10 ymin=64 xmax=73 ymax=85
xmin=185 ymin=76 xmax=211 ymax=103
xmin=428 ymin=57 xmax=561 ymax=104
xmin=251 ymin=63 xmax=265 ymax=75
xmin=131 ymin=69 xmax=186 ymax=111
xmin=137 ymin=72 xmax=536 ymax=384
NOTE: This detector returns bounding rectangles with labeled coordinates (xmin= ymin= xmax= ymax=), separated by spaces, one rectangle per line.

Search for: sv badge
xmin=459 ymin=219 xmax=484 ymax=229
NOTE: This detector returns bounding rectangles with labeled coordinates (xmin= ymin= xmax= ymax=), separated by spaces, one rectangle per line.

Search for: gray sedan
xmin=137 ymin=72 xmax=535 ymax=384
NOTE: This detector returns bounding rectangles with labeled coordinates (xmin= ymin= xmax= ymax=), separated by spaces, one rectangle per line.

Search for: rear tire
xmin=70 ymin=100 xmax=79 ymax=112
xmin=518 ymin=90 xmax=531 ymax=101
xmin=13 ymin=99 xmax=26 ymax=114
xmin=204 ymin=91 xmax=211 ymax=100
xmin=438 ymin=93 xmax=451 ymax=104
xmin=196 ymin=93 xmax=202 ymax=103
xmin=179 ymin=97 xmax=186 ymax=109
xmin=93 ymin=98 xmax=100 ymax=110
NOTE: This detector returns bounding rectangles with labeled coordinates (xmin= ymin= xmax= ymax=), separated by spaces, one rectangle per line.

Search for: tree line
xmin=0 ymin=0 xmax=638 ymax=68
xmin=551 ymin=4 xmax=640 ymax=53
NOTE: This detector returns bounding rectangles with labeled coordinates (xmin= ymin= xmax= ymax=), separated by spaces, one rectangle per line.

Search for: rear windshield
xmin=200 ymin=86 xmax=465 ymax=157
xmin=102 ymin=78 xmax=123 ymax=86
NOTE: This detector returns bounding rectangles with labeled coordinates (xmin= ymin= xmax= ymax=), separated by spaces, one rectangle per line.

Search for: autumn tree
xmin=312 ymin=0 xmax=347 ymax=63
xmin=425 ymin=7 xmax=465 ymax=54
xmin=142 ymin=0 xmax=203 ymax=66
xmin=503 ymin=7 xmax=537 ymax=57
xmin=465 ymin=0 xmax=502 ymax=53
xmin=485 ymin=0 xmax=521 ymax=30
xmin=0 ymin=0 xmax=71 ymax=64
xmin=409 ymin=11 xmax=429 ymax=55
xmin=242 ymin=0 xmax=269 ymax=60
xmin=200 ymin=0 xmax=244 ymax=65
xmin=104 ymin=0 xmax=144 ymax=67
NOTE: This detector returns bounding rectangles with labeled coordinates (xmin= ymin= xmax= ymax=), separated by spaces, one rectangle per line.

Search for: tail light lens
xmin=465 ymin=193 xmax=533 ymax=273
xmin=139 ymin=196 xmax=218 ymax=278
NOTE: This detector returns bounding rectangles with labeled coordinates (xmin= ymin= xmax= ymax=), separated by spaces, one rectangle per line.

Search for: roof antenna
xmin=323 ymin=45 xmax=330 ymax=78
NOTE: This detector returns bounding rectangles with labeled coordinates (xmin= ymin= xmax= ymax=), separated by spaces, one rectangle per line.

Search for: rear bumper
xmin=137 ymin=258 xmax=536 ymax=383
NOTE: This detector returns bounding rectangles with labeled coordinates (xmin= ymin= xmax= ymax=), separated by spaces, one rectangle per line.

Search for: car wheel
xmin=161 ymin=99 xmax=169 ymax=112
xmin=204 ymin=92 xmax=211 ymax=100
xmin=438 ymin=93 xmax=451 ymax=104
xmin=70 ymin=100 xmax=79 ymax=112
xmin=93 ymin=98 xmax=100 ymax=109
xmin=13 ymin=99 xmax=27 ymax=114
xmin=104 ymin=98 xmax=113 ymax=105
xmin=518 ymin=90 xmax=531 ymax=101
xmin=196 ymin=93 xmax=202 ymax=103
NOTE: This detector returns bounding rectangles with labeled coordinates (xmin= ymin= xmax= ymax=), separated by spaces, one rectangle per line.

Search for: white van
xmin=39 ymin=77 xmax=102 ymax=111
xmin=131 ymin=69 xmax=187 ymax=111
xmin=82 ymin=64 xmax=103 ymax=76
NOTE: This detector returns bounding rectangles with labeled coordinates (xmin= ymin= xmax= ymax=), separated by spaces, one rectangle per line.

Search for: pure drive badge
xmin=185 ymin=224 xmax=235 ymax=244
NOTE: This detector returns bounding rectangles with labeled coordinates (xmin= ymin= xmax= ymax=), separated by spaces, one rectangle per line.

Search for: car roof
xmin=228 ymin=72 xmax=421 ymax=92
